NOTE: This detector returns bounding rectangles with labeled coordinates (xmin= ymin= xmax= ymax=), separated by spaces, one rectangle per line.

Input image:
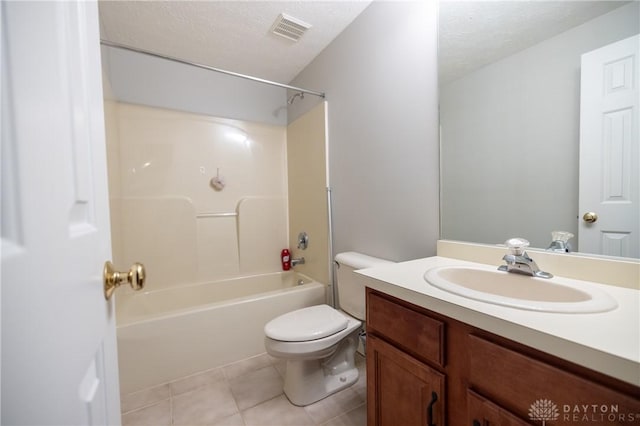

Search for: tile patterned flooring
xmin=121 ymin=353 xmax=367 ymax=426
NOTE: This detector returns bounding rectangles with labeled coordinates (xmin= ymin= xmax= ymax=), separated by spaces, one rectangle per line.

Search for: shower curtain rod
xmin=100 ymin=40 xmax=326 ymax=99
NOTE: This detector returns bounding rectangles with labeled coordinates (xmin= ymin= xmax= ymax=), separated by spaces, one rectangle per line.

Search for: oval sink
xmin=424 ymin=265 xmax=618 ymax=313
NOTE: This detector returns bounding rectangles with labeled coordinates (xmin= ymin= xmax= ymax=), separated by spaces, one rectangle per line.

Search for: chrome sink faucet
xmin=498 ymin=238 xmax=553 ymax=279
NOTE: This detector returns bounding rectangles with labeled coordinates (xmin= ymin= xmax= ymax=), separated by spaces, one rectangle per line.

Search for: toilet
xmin=264 ymin=252 xmax=393 ymax=406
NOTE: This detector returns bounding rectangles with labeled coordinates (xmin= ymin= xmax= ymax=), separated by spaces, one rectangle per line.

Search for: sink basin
xmin=424 ymin=265 xmax=618 ymax=313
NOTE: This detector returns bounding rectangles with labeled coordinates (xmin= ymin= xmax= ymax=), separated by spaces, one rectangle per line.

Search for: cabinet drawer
xmin=367 ymin=290 xmax=444 ymax=367
xmin=469 ymin=334 xmax=640 ymax=423
xmin=467 ymin=389 xmax=532 ymax=426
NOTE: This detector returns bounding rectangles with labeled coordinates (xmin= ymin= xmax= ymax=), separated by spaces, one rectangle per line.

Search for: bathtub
xmin=116 ymin=271 xmax=326 ymax=394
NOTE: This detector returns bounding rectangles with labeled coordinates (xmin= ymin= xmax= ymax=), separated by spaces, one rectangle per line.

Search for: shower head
xmin=287 ymin=91 xmax=305 ymax=105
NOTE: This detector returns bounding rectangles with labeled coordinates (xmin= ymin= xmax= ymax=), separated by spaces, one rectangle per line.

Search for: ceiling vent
xmin=270 ymin=13 xmax=311 ymax=42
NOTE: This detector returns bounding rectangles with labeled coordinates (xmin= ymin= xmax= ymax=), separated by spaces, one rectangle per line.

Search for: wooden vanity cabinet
xmin=367 ymin=334 xmax=444 ymax=426
xmin=366 ymin=290 xmax=448 ymax=426
xmin=467 ymin=334 xmax=640 ymax=425
xmin=366 ymin=288 xmax=640 ymax=426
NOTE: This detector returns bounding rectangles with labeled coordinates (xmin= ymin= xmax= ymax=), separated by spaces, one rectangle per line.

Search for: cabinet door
xmin=367 ymin=334 xmax=445 ymax=426
xmin=468 ymin=389 xmax=532 ymax=426
xmin=469 ymin=334 xmax=640 ymax=423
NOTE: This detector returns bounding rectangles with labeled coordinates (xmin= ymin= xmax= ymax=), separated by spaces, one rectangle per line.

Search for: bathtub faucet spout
xmin=291 ymin=257 xmax=305 ymax=267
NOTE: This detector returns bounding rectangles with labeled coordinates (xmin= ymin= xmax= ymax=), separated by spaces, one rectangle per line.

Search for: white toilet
xmin=264 ymin=252 xmax=393 ymax=406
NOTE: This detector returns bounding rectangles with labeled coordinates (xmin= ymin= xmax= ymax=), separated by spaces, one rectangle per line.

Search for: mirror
xmin=439 ymin=1 xmax=639 ymax=258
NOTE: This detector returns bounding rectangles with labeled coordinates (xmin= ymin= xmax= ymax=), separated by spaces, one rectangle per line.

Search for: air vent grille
xmin=270 ymin=13 xmax=311 ymax=42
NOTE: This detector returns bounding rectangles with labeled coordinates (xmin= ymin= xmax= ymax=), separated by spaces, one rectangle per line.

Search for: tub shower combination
xmin=105 ymin=76 xmax=331 ymax=396
xmin=116 ymin=271 xmax=325 ymax=394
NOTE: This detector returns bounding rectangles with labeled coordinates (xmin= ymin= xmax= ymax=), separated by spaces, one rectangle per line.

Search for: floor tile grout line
xmin=237 ymin=390 xmax=286 ymax=415
xmin=170 ymin=375 xmax=245 ymax=426
xmin=168 ymin=371 xmax=231 ymax=400
xmin=230 ymin=383 xmax=244 ymax=423
xmin=316 ymin=402 xmax=367 ymax=426
xmin=120 ymin=397 xmax=171 ymax=416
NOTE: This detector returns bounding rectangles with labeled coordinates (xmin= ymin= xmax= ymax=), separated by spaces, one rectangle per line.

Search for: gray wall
xmin=102 ymin=46 xmax=288 ymax=125
xmin=440 ymin=2 xmax=639 ymax=249
xmin=289 ymin=1 xmax=440 ymax=262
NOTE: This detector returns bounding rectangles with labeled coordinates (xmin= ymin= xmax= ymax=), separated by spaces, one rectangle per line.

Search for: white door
xmin=578 ymin=34 xmax=640 ymax=258
xmin=2 ymin=1 xmax=122 ymax=424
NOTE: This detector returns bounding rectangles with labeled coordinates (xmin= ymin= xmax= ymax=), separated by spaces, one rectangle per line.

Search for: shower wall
xmin=286 ymin=102 xmax=329 ymax=286
xmin=105 ymin=101 xmax=288 ymax=291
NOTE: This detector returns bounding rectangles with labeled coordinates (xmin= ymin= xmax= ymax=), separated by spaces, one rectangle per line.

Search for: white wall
xmin=440 ymin=3 xmax=639 ymax=249
xmin=289 ymin=1 xmax=440 ymax=262
xmin=102 ymin=46 xmax=288 ymax=126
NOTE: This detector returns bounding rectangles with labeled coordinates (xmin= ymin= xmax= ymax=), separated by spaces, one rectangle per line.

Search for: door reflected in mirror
xmin=438 ymin=0 xmax=639 ymax=258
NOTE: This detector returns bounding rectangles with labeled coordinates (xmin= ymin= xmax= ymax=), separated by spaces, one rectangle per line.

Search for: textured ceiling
xmin=439 ymin=1 xmax=630 ymax=84
xmin=98 ymin=1 xmax=371 ymax=84
xmin=100 ymin=1 xmax=632 ymax=87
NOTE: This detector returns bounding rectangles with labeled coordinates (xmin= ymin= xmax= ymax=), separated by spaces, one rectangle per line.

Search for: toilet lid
xmin=264 ymin=305 xmax=349 ymax=342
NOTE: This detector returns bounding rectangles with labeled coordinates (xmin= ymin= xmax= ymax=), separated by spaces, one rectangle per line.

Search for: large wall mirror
xmin=439 ymin=1 xmax=639 ymax=259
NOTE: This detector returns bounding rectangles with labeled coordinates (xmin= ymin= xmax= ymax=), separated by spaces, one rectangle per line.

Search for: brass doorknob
xmin=583 ymin=212 xmax=598 ymax=224
xmin=103 ymin=261 xmax=145 ymax=300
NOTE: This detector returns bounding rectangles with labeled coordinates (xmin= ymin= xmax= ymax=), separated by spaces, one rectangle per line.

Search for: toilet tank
xmin=334 ymin=252 xmax=394 ymax=320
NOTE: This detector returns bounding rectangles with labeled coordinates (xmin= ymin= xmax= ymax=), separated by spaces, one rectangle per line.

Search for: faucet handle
xmin=504 ymin=238 xmax=530 ymax=256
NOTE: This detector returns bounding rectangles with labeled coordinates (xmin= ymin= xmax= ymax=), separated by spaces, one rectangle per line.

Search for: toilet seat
xmin=264 ymin=304 xmax=348 ymax=342
xmin=264 ymin=314 xmax=361 ymax=360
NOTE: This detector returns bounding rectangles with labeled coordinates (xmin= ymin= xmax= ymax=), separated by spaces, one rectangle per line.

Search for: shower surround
xmin=104 ymin=102 xmax=328 ymax=392
xmin=105 ymin=101 xmax=289 ymax=290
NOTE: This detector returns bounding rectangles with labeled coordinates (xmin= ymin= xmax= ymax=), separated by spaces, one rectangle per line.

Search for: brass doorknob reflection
xmin=583 ymin=212 xmax=598 ymax=224
xmin=103 ymin=261 xmax=145 ymax=300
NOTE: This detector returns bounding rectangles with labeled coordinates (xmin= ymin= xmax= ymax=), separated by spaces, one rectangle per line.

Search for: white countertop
xmin=356 ymin=256 xmax=640 ymax=387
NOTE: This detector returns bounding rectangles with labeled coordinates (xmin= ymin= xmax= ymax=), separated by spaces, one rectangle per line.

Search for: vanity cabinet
xmin=366 ymin=288 xmax=640 ymax=426
xmin=367 ymin=334 xmax=444 ymax=426
xmin=367 ymin=291 xmax=445 ymax=426
xmin=467 ymin=334 xmax=640 ymax=425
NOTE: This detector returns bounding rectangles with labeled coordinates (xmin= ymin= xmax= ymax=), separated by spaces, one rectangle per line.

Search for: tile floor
xmin=121 ymin=353 xmax=367 ymax=426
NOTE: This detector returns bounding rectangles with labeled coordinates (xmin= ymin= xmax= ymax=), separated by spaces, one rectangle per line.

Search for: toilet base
xmin=283 ymin=331 xmax=359 ymax=406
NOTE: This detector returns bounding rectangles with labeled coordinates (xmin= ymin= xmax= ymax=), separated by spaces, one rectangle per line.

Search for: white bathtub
xmin=116 ymin=271 xmax=326 ymax=394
